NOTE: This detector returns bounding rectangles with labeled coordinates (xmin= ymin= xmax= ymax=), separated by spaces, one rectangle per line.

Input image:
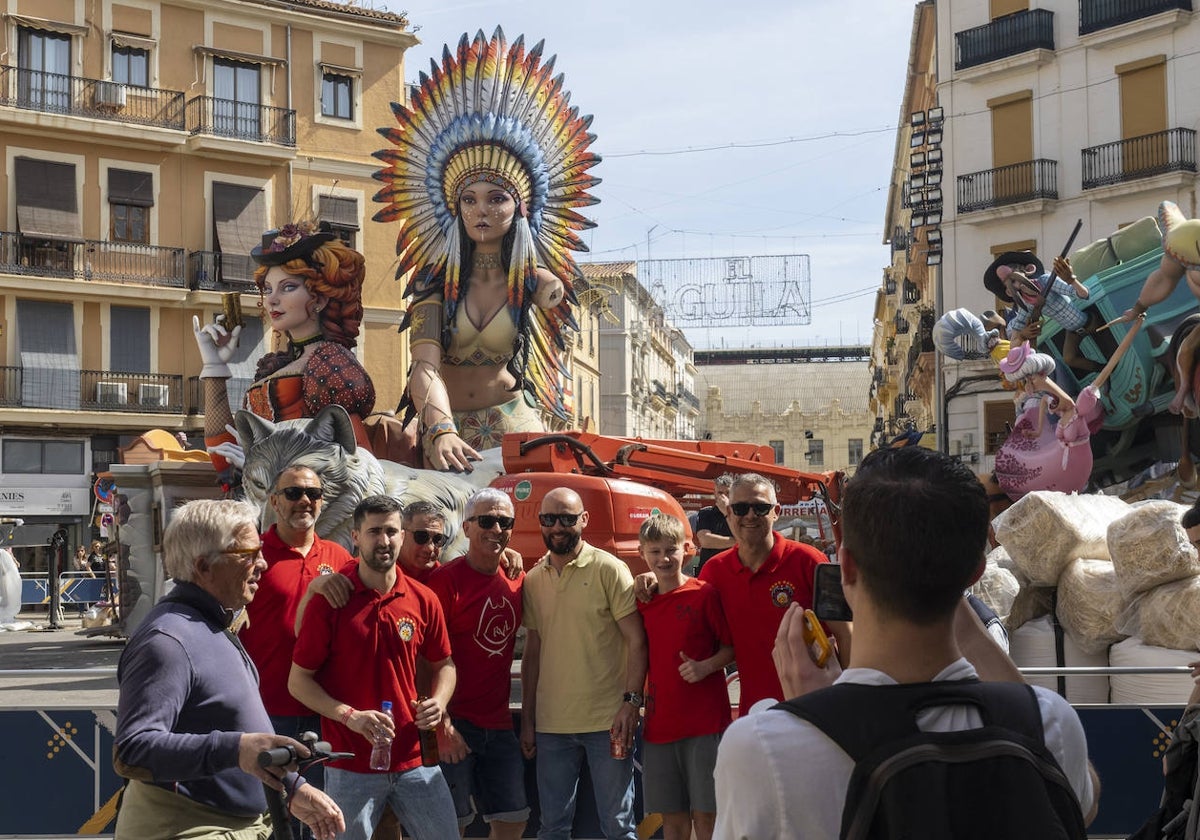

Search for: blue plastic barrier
xmin=20 ymin=574 xmax=108 ymax=606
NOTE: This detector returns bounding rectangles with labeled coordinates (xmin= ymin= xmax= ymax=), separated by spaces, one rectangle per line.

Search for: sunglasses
xmin=468 ymin=514 xmax=516 ymax=531
xmin=410 ymin=529 xmax=448 ymax=547
xmin=278 ymin=486 xmax=324 ymax=502
xmin=538 ymin=512 xmax=581 ymax=528
xmin=730 ymin=501 xmax=774 ymax=517
xmin=220 ymin=544 xmax=264 ymax=563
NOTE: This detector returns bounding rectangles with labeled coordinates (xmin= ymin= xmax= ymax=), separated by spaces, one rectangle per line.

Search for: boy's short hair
xmin=638 ymin=513 xmax=687 ymax=546
xmin=1183 ymin=500 xmax=1200 ymax=530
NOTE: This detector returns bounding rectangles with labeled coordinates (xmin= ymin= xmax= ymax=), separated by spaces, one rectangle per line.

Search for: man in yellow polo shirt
xmin=519 ymin=487 xmax=648 ymax=840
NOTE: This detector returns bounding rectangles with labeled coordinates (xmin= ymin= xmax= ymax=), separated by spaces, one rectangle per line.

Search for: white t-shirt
xmin=713 ymin=659 xmax=1094 ymax=840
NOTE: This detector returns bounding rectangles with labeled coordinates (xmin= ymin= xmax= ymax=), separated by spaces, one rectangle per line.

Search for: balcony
xmin=678 ymin=387 xmax=701 ymax=412
xmin=188 ymin=251 xmax=258 ymax=291
xmin=955 ymin=9 xmax=1054 ymax=71
xmin=0 ymin=66 xmax=184 ymax=130
xmin=1082 ymin=128 xmax=1196 ymax=189
xmin=186 ymin=97 xmax=295 ymax=146
xmin=0 ymin=232 xmax=186 ymax=287
xmin=0 ymin=368 xmax=185 ymax=414
xmin=957 ymin=159 xmax=1058 ymax=214
xmin=1080 ymin=0 xmax=1192 ymax=34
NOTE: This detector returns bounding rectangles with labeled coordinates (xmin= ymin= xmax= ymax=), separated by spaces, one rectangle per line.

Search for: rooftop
xmin=259 ymin=0 xmax=409 ymax=26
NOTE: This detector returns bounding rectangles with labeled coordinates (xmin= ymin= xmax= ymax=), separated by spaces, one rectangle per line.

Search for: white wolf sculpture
xmin=234 ymin=405 xmax=505 ymax=556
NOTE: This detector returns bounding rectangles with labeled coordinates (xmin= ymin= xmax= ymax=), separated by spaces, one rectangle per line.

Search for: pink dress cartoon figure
xmin=1052 ymin=388 xmax=1097 ymax=472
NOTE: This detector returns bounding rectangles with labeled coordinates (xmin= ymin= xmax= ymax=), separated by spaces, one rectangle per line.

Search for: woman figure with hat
xmin=373 ymin=27 xmax=600 ymax=472
xmin=192 ymin=222 xmax=375 ymax=469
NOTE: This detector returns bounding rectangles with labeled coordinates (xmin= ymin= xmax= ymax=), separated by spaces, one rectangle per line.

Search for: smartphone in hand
xmin=813 ymin=562 xmax=852 ymax=622
xmin=801 ymin=609 xmax=833 ymax=668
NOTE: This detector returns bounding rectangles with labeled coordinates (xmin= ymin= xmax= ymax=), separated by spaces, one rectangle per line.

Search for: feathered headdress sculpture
xmin=373 ymin=27 xmax=601 ymax=421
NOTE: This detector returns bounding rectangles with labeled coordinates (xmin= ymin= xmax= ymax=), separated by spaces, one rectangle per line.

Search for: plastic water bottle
xmin=369 ymin=701 xmax=393 ymax=771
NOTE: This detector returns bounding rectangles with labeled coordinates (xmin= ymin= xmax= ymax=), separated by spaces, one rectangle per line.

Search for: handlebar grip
xmin=258 ymin=746 xmax=296 ymax=768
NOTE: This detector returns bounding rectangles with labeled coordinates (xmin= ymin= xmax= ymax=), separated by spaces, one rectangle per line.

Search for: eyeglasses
xmin=220 ymin=544 xmax=264 ymax=562
xmin=729 ymin=502 xmax=774 ymax=517
xmin=468 ymin=514 xmax=516 ymax=530
xmin=278 ymin=486 xmax=324 ymax=502
xmin=538 ymin=512 xmax=581 ymax=528
xmin=410 ymin=529 xmax=448 ymax=547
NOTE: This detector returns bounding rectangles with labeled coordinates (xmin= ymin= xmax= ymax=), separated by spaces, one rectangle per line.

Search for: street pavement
xmin=0 ymin=609 xmax=122 ymax=709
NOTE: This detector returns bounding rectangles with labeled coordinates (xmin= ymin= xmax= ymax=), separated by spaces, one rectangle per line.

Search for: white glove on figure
xmin=207 ymin=424 xmax=246 ymax=470
xmin=192 ymin=315 xmax=242 ymax=379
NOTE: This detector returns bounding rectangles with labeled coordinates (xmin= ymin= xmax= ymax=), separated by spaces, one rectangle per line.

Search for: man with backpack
xmin=713 ymin=446 xmax=1098 ymax=839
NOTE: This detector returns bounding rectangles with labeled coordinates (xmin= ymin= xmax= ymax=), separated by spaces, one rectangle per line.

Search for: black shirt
xmin=695 ymin=505 xmax=732 ymax=568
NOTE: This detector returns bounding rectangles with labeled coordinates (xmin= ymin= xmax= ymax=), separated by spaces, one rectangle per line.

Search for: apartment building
xmin=923 ymin=0 xmax=1199 ymax=468
xmin=0 ymin=0 xmax=415 ymax=563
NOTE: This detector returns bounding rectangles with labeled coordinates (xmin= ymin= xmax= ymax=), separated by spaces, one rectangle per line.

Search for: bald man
xmin=520 ymin=488 xmax=647 ymax=840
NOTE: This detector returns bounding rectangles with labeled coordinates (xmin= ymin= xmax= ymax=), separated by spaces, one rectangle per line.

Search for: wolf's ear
xmin=306 ymin=405 xmax=357 ymax=454
xmin=235 ymin=410 xmax=276 ymax=451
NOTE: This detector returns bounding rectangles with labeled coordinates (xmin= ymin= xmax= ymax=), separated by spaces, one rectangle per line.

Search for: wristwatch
xmin=622 ymin=691 xmax=644 ymax=707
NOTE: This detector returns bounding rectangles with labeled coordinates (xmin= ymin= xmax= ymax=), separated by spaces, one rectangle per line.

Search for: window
xmin=17 ymin=27 xmax=71 ymax=111
xmin=112 ymin=44 xmax=149 ymax=87
xmin=14 ymin=158 xmax=82 ymax=268
xmin=318 ymin=195 xmax=358 ymax=249
xmin=848 ymin=438 xmax=863 ymax=466
xmin=768 ymin=439 xmax=785 ymax=463
xmin=108 ymin=169 xmax=153 ymax=244
xmin=321 ymin=72 xmax=353 ymax=120
xmin=213 ymin=58 xmax=261 ymax=139
xmin=984 ymin=400 xmax=1014 ymax=454
xmin=17 ymin=300 xmax=79 ymax=410
xmin=111 ymin=306 xmax=150 ymax=373
xmin=212 ymin=182 xmax=267 ymax=282
xmin=3 ymin=439 xmax=84 ymax=474
xmin=805 ymin=439 xmax=824 ymax=467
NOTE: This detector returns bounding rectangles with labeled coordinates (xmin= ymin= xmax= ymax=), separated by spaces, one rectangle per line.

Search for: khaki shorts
xmin=115 ymin=779 xmax=271 ymax=840
xmin=641 ymin=733 xmax=721 ymax=814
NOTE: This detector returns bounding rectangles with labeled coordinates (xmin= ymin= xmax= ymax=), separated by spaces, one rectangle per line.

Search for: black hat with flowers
xmin=251 ymin=221 xmax=336 ymax=266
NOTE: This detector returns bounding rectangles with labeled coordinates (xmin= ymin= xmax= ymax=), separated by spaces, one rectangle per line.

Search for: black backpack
xmin=1129 ymin=704 xmax=1200 ymax=840
xmin=775 ymin=678 xmax=1088 ymax=840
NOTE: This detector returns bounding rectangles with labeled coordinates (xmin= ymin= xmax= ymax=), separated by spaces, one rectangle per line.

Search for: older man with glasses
xmin=520 ymin=487 xmax=647 ymax=840
xmin=426 ymin=488 xmax=529 ymax=838
xmin=241 ymin=463 xmax=354 ymax=830
xmin=114 ymin=499 xmax=344 ymax=840
xmin=698 ymin=473 xmax=852 ymax=716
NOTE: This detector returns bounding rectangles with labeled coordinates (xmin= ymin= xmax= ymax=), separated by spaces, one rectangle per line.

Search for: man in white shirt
xmin=714 ymin=446 xmax=1100 ymax=839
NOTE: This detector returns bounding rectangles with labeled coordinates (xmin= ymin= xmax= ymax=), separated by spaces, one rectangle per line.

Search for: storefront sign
xmin=0 ymin=488 xmax=89 ymax=516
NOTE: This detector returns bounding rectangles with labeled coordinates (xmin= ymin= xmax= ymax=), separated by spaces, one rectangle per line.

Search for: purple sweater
xmin=115 ymin=582 xmax=280 ymax=817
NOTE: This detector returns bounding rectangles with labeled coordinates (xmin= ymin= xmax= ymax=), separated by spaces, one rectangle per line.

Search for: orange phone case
xmin=801 ymin=608 xmax=833 ymax=668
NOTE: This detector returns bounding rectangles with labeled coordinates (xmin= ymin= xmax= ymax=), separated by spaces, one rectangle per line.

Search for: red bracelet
xmin=338 ymin=707 xmax=355 ymax=726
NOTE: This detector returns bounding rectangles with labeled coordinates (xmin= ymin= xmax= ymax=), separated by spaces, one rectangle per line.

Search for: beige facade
xmin=585 ymin=261 xmax=698 ymax=439
xmin=0 ymin=0 xmax=414 ymax=548
xmin=871 ymin=0 xmax=938 ymax=452
xmin=696 ymin=349 xmax=874 ymax=475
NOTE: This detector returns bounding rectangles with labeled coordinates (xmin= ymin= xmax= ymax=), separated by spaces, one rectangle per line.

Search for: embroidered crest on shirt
xmin=397 ymin=617 xmax=416 ymax=642
xmin=769 ymin=581 xmax=795 ymax=608
xmin=316 ymin=563 xmax=335 ymax=576
xmin=474 ymin=596 xmax=517 ymax=656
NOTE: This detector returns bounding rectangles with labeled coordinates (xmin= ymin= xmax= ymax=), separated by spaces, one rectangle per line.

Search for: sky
xmin=380 ymin=0 xmax=919 ymax=350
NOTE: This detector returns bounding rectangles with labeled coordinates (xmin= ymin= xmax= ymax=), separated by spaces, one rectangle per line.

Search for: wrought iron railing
xmin=185 ymin=96 xmax=296 ymax=146
xmin=1079 ymin=0 xmax=1191 ymax=34
xmin=955 ymin=8 xmax=1055 ymax=70
xmin=678 ymin=387 xmax=700 ymax=410
xmin=188 ymin=250 xmax=258 ymax=291
xmin=1081 ymin=128 xmax=1197 ymax=189
xmin=0 ymin=66 xmax=185 ymax=129
xmin=957 ymin=159 xmax=1058 ymax=213
xmin=903 ymin=279 xmax=922 ymax=305
xmin=0 ymin=232 xmax=186 ymax=286
xmin=0 ymin=368 xmax=183 ymax=413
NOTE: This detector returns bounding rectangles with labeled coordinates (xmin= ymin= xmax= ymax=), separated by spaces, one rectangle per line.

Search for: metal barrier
xmin=19 ymin=572 xmax=109 ymax=606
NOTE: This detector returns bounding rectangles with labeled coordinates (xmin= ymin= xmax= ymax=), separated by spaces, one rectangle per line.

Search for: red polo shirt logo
xmin=397 ymin=617 xmax=415 ymax=641
xmin=769 ymin=581 xmax=795 ymax=608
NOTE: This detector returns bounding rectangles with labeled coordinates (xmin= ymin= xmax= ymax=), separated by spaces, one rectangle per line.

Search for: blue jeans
xmin=535 ymin=730 xmax=635 ymax=840
xmin=325 ymin=765 xmax=458 ymax=840
xmin=441 ymin=718 xmax=530 ymax=827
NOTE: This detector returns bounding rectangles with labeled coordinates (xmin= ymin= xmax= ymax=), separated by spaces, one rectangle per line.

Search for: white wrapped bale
xmin=1107 ymin=501 xmax=1199 ymax=599
xmin=1009 ymin=616 xmax=1109 ymax=703
xmin=1136 ymin=576 xmax=1200 ymax=652
xmin=970 ymin=562 xmax=1020 ymax=624
xmin=987 ymin=544 xmax=1017 ymax=574
xmin=1005 ymin=581 xmax=1055 ymax=632
xmin=1055 ymin=558 xmax=1127 ymax=655
xmin=1109 ymin=637 xmax=1194 ymax=705
xmin=993 ymin=492 xmax=1129 ymax=586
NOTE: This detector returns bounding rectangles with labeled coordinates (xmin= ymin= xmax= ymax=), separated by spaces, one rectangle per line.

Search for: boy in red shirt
xmin=636 ymin=514 xmax=733 ymax=840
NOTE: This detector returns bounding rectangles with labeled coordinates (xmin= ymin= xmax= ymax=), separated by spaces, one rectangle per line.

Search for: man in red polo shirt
xmin=699 ymin=473 xmax=851 ymax=715
xmin=289 ymin=494 xmax=458 ymax=840
xmin=240 ymin=465 xmax=353 ymax=755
